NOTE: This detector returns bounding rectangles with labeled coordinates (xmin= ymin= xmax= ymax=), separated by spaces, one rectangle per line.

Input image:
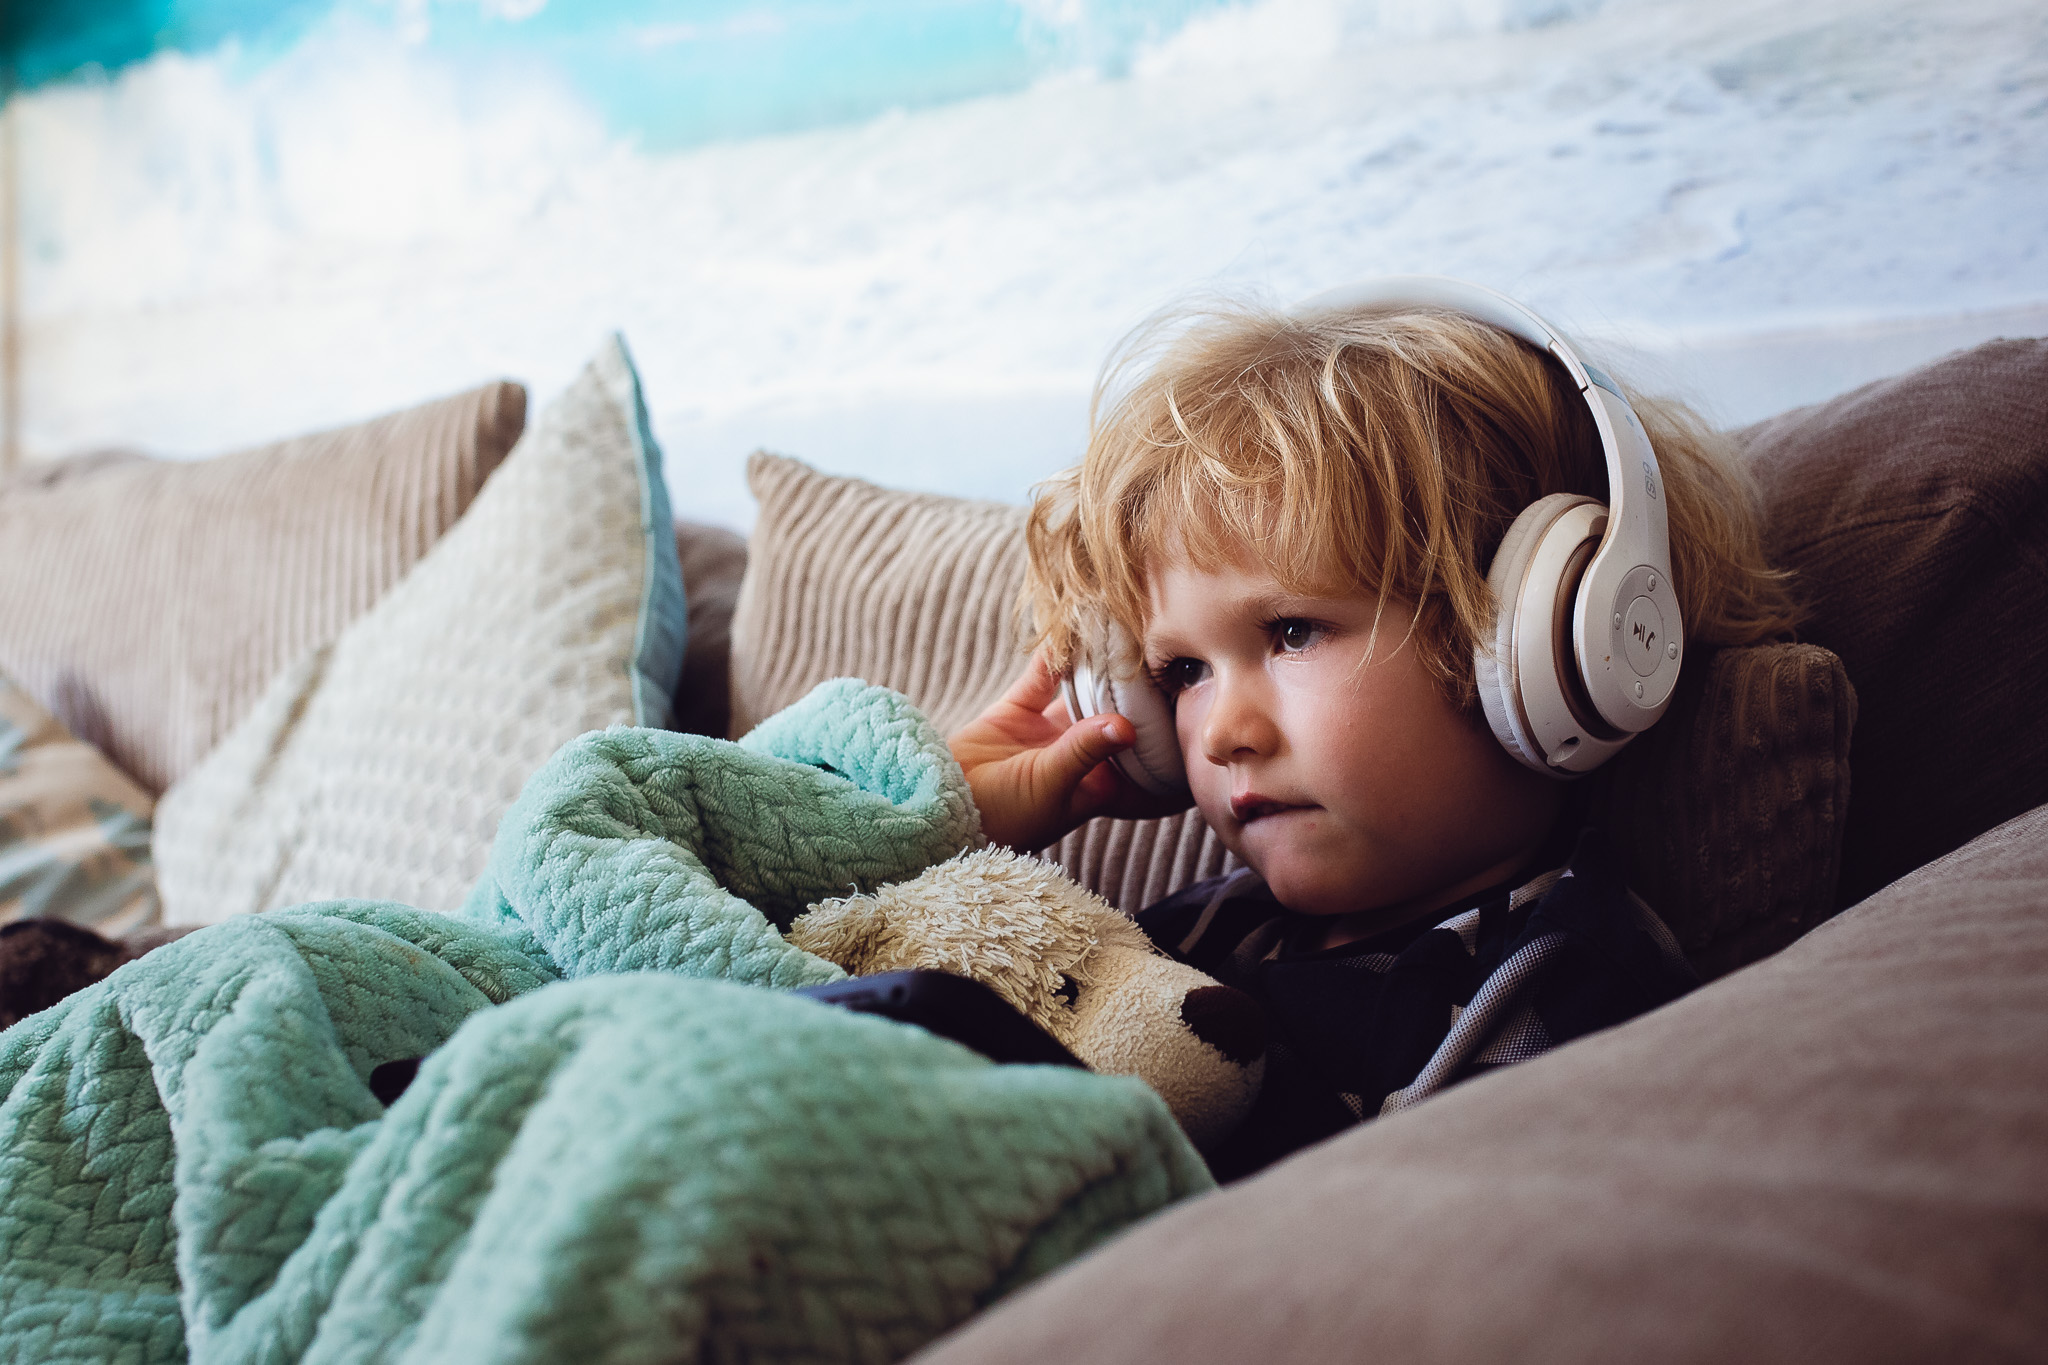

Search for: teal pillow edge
xmin=610 ymin=333 xmax=688 ymax=730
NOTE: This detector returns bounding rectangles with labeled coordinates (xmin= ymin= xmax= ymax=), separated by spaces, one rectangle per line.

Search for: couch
xmin=1 ymin=334 xmax=2043 ymax=1360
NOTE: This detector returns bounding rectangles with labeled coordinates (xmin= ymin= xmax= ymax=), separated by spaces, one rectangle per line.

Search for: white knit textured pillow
xmin=152 ymin=337 xmax=685 ymax=923
xmin=0 ymin=381 xmax=523 ymax=794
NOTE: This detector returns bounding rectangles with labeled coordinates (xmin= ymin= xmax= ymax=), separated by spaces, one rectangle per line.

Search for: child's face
xmin=1143 ymin=554 xmax=1564 ymax=948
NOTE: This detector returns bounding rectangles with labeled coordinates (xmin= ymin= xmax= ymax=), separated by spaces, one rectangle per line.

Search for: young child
xmin=949 ymin=288 xmax=1801 ymax=1178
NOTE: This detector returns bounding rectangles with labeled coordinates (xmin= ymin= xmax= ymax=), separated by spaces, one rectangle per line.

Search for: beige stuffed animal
xmin=788 ymin=846 xmax=1266 ymax=1151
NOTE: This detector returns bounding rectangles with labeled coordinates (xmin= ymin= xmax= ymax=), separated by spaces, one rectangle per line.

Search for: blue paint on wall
xmin=1 ymin=0 xmax=328 ymax=87
xmin=419 ymin=0 xmax=1043 ymax=151
xmin=4 ymin=0 xmax=1231 ymax=147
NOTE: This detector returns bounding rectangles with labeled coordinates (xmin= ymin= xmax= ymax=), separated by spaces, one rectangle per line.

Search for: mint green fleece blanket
xmin=0 ymin=680 xmax=1211 ymax=1363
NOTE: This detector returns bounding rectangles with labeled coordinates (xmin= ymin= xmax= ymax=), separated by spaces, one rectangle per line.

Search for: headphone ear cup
xmin=1478 ymin=493 xmax=1607 ymax=775
xmin=1103 ymin=675 xmax=1188 ymax=797
xmin=1064 ymin=663 xmax=1189 ymax=798
xmin=1477 ymin=498 xmax=1565 ymax=771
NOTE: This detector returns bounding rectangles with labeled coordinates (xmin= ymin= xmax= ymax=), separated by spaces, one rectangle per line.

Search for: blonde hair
xmin=1026 ymin=298 xmax=1800 ymax=710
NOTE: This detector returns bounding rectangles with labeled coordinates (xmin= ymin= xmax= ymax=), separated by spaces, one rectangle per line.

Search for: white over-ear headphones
xmin=1060 ymin=276 xmax=1684 ymax=793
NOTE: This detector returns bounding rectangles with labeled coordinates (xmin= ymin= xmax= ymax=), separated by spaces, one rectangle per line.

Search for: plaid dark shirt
xmin=1137 ymin=827 xmax=1697 ymax=1181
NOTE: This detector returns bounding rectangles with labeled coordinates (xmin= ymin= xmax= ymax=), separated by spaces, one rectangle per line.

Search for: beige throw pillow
xmin=0 ymin=672 xmax=159 ymax=933
xmin=726 ymin=454 xmax=1852 ymax=975
xmin=152 ymin=337 xmax=686 ymax=923
xmin=0 ymin=383 xmax=524 ymax=794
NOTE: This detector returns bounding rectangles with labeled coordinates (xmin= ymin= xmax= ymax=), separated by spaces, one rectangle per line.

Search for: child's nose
xmin=1199 ymin=676 xmax=1279 ymax=763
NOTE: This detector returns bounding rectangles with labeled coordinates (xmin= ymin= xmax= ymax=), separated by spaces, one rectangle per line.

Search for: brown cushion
xmin=0 ymin=670 xmax=158 ymax=934
xmin=671 ymin=520 xmax=750 ymax=739
xmin=727 ymin=455 xmax=1852 ymax=974
xmin=914 ymin=801 xmax=2048 ymax=1365
xmin=0 ymin=920 xmax=197 ymax=1030
xmin=0 ymin=382 xmax=525 ymax=793
xmin=1739 ymin=337 xmax=2048 ymax=907
xmin=1587 ymin=642 xmax=1854 ymax=979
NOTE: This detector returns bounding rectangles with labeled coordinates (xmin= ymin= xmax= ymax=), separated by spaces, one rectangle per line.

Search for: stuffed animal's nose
xmin=1179 ymin=985 xmax=1266 ymax=1066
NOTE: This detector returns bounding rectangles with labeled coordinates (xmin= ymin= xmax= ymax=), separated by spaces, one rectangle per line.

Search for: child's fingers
xmin=1001 ymin=649 xmax=1063 ymax=716
xmin=968 ymin=712 xmax=1139 ymax=852
xmin=1043 ymin=713 xmax=1135 ymax=808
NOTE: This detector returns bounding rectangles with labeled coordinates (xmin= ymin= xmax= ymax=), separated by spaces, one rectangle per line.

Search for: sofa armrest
xmin=915 ymin=802 xmax=2048 ymax=1364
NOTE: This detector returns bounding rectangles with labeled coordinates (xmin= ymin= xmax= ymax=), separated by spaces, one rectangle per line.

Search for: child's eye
xmin=1151 ymin=657 xmax=1208 ymax=695
xmin=1272 ymin=619 xmax=1325 ymax=654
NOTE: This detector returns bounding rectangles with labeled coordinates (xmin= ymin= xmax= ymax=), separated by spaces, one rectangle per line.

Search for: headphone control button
xmin=1646 ymin=573 xmax=1658 ymax=592
xmin=1667 ymin=641 xmax=1679 ymax=659
xmin=1635 ymin=681 xmax=1645 ymax=699
xmin=1622 ymin=595 xmax=1667 ymax=678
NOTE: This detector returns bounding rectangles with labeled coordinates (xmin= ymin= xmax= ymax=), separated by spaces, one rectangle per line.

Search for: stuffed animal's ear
xmin=810 ymin=847 xmax=1111 ymax=1025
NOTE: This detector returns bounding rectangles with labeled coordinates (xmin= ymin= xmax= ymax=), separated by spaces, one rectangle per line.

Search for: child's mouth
xmin=1230 ymin=794 xmax=1311 ymax=823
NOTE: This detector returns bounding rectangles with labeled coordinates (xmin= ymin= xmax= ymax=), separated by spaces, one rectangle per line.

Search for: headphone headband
xmin=1297 ymin=276 xmax=1604 ymax=390
xmin=1293 ymin=275 xmax=1669 ymax=582
xmin=1061 ymin=276 xmax=1685 ymax=792
xmin=1295 ymin=276 xmax=1682 ymax=767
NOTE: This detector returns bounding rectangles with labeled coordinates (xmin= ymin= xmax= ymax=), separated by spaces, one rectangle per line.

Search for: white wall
xmin=12 ymin=0 xmax=2047 ymax=527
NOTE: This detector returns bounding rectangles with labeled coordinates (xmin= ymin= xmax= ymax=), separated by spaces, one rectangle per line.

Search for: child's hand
xmin=950 ymin=651 xmax=1192 ymax=852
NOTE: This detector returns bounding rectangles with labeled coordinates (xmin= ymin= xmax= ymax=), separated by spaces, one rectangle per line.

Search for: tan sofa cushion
xmin=727 ymin=453 xmax=1852 ymax=972
xmin=1739 ymin=337 xmax=2048 ymax=907
xmin=0 ymin=383 xmax=525 ymax=793
xmin=916 ymin=800 xmax=2048 ymax=1364
xmin=151 ymin=339 xmax=685 ymax=921
xmin=0 ymin=671 xmax=158 ymax=934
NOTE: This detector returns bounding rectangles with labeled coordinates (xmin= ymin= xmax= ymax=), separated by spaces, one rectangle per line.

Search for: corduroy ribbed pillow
xmin=728 ymin=453 xmax=1237 ymax=910
xmin=150 ymin=337 xmax=686 ymax=923
xmin=0 ymin=383 xmax=525 ymax=794
xmin=726 ymin=454 xmax=1853 ymax=974
xmin=729 ymin=452 xmax=1034 ymax=739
